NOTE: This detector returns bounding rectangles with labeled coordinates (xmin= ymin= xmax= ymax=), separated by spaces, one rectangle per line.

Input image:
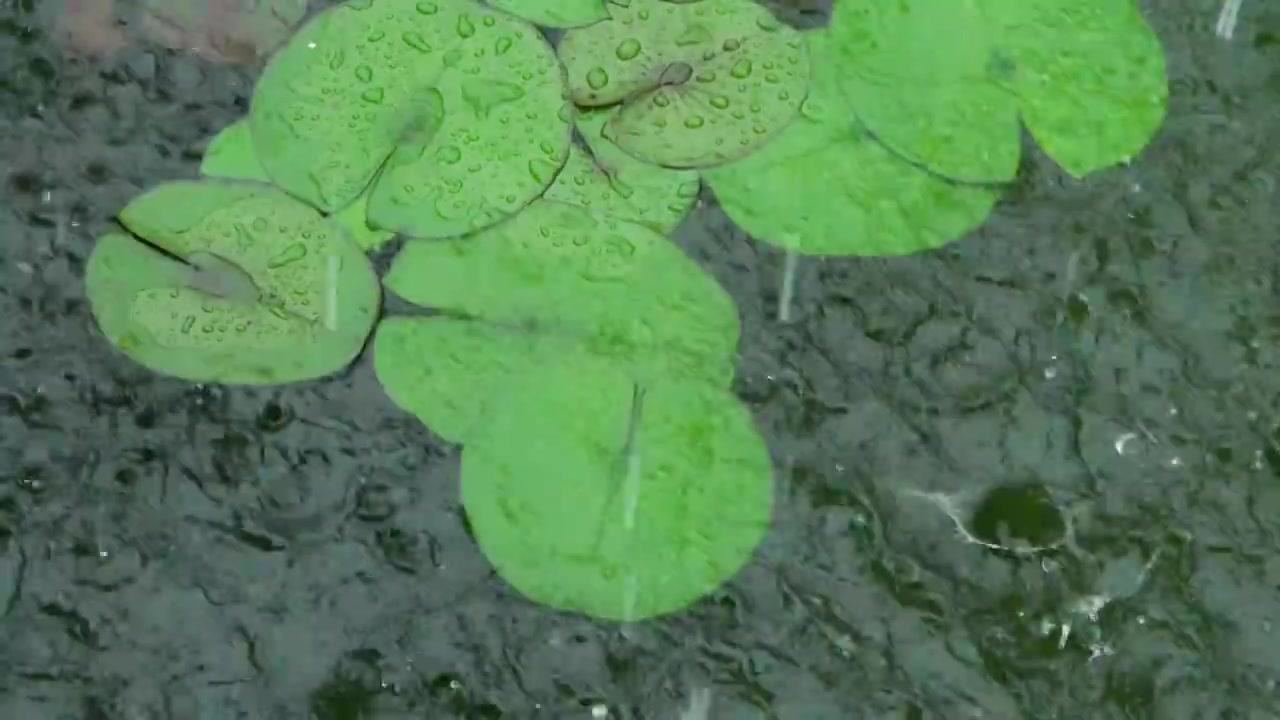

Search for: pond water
xmin=1 ymin=0 xmax=1278 ymax=718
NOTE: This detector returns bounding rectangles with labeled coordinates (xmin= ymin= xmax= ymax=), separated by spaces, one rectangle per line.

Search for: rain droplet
xmin=328 ymin=50 xmax=346 ymax=70
xmin=586 ymin=67 xmax=609 ymax=90
xmin=402 ymin=32 xmax=432 ymax=53
xmin=267 ymin=243 xmax=308 ymax=268
xmin=695 ymin=69 xmax=716 ymax=83
xmin=616 ymin=39 xmax=641 ymax=60
xmin=684 ymin=115 xmax=705 ymax=129
xmin=495 ymin=37 xmax=512 ymax=55
xmin=653 ymin=94 xmax=671 ymax=108
xmin=355 ymin=65 xmax=373 ymax=82
xmin=438 ymin=145 xmax=463 ymax=164
xmin=416 ymin=1 xmax=437 ymax=14
xmin=457 ymin=15 xmax=476 ymax=38
xmin=752 ymin=123 xmax=767 ymax=134
xmin=251 ymin=217 xmax=269 ymax=231
xmin=483 ymin=15 xmax=495 ymax=27
xmin=361 ymin=87 xmax=385 ymax=104
xmin=709 ymin=95 xmax=729 ymax=109
xmin=181 ymin=315 xmax=196 ymax=334
xmin=765 ymin=72 xmax=779 ymax=84
xmin=730 ymin=59 xmax=752 ymax=79
xmin=722 ymin=38 xmax=741 ymax=52
xmin=675 ymin=24 xmax=711 ymax=47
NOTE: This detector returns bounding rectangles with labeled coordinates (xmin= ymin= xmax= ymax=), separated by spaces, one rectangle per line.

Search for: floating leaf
xmin=200 ymin=119 xmax=397 ymax=252
xmin=381 ymin=200 xmax=739 ymax=390
xmin=86 ymin=179 xmax=379 ymax=384
xmin=461 ymin=355 xmax=772 ymax=622
xmin=544 ymin=108 xmax=702 ymax=234
xmin=485 ymin=0 xmax=608 ymax=28
xmin=373 ymin=317 xmax=560 ymax=443
xmin=827 ymin=0 xmax=1167 ymax=181
xmin=558 ymin=0 xmax=809 ymax=168
xmin=199 ymin=119 xmax=270 ymax=182
xmin=705 ymin=30 xmax=998 ymax=256
xmin=249 ymin=0 xmax=572 ymax=237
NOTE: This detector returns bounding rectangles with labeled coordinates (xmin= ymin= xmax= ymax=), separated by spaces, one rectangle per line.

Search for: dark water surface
xmin=2 ymin=0 xmax=1279 ymax=718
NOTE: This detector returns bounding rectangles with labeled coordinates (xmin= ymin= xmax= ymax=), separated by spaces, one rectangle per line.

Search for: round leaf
xmin=201 ymin=120 xmax=396 ymax=251
xmin=462 ymin=357 xmax=773 ymax=622
xmin=384 ymin=200 xmax=739 ymax=386
xmin=558 ymin=0 xmax=809 ymax=168
xmin=199 ymin=119 xmax=269 ymax=182
xmin=373 ymin=316 xmax=559 ymax=443
xmin=543 ymin=108 xmax=701 ymax=234
xmin=86 ymin=180 xmax=379 ymax=384
xmin=705 ymin=30 xmax=999 ymax=256
xmin=826 ymin=0 xmax=1020 ymax=183
xmin=827 ymin=0 xmax=1168 ymax=181
xmin=485 ymin=0 xmax=608 ymax=28
xmin=1004 ymin=0 xmax=1168 ymax=178
xmin=249 ymin=0 xmax=572 ymax=237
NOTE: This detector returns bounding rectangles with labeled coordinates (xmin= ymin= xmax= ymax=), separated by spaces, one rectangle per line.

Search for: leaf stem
xmin=778 ymin=248 xmax=798 ymax=323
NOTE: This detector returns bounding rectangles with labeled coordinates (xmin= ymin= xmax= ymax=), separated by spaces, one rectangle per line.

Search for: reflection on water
xmin=54 ymin=0 xmax=306 ymax=64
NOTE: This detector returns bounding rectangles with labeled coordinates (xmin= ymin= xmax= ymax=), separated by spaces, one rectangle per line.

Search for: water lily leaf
xmin=485 ymin=0 xmax=608 ymax=28
xmin=544 ymin=108 xmax=701 ymax=234
xmin=705 ymin=29 xmax=999 ymax=256
xmin=86 ymin=179 xmax=379 ymax=384
xmin=461 ymin=355 xmax=772 ymax=622
xmin=200 ymin=119 xmax=397 ymax=252
xmin=373 ymin=316 xmax=560 ymax=443
xmin=249 ymin=0 xmax=573 ymax=238
xmin=1003 ymin=0 xmax=1168 ymax=178
xmin=558 ymin=0 xmax=809 ymax=168
xmin=382 ymin=200 xmax=739 ymax=388
xmin=828 ymin=0 xmax=1166 ymax=181
xmin=200 ymin=119 xmax=270 ymax=182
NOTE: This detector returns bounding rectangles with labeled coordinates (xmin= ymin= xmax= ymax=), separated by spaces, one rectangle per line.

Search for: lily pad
xmin=485 ymin=0 xmax=608 ymax=28
xmin=544 ymin=108 xmax=702 ymax=234
xmin=373 ymin=316 xmax=559 ymax=443
xmin=382 ymin=199 xmax=740 ymax=388
xmin=200 ymin=120 xmax=397 ymax=252
xmin=704 ymin=30 xmax=999 ymax=256
xmin=461 ymin=355 xmax=773 ymax=622
xmin=249 ymin=0 xmax=573 ymax=238
xmin=557 ymin=0 xmax=809 ymax=168
xmin=85 ymin=179 xmax=380 ymax=384
xmin=827 ymin=0 xmax=1167 ymax=181
xmin=200 ymin=119 xmax=270 ymax=182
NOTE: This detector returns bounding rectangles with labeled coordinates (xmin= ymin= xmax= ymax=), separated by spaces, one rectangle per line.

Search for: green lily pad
xmin=249 ymin=0 xmax=573 ymax=238
xmin=828 ymin=0 xmax=1167 ymax=181
xmin=704 ymin=30 xmax=999 ymax=256
xmin=200 ymin=119 xmax=397 ymax=252
xmin=544 ymin=108 xmax=702 ymax=234
xmin=85 ymin=179 xmax=380 ymax=384
xmin=200 ymin=120 xmax=270 ymax=182
xmin=558 ymin=0 xmax=809 ymax=168
xmin=485 ymin=0 xmax=608 ymax=28
xmin=373 ymin=316 xmax=560 ymax=443
xmin=382 ymin=199 xmax=740 ymax=389
xmin=461 ymin=355 xmax=773 ymax=622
